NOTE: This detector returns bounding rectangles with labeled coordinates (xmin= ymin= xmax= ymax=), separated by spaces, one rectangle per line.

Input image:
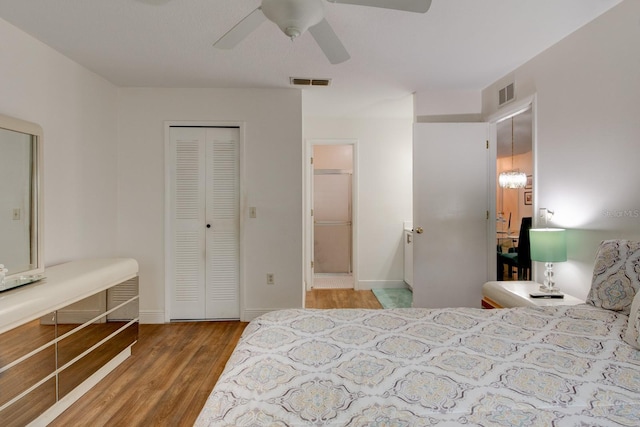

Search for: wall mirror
xmin=0 ymin=113 xmax=43 ymax=288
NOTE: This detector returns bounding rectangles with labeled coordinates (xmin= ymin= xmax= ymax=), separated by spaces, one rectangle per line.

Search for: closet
xmin=168 ymin=127 xmax=240 ymax=320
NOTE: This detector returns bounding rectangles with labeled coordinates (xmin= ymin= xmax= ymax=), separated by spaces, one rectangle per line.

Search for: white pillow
xmin=624 ymin=291 xmax=640 ymax=350
xmin=586 ymin=240 xmax=640 ymax=315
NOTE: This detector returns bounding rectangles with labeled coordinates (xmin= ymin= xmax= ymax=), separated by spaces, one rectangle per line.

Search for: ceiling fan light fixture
xmin=285 ymin=27 xmax=301 ymax=39
xmin=214 ymin=0 xmax=431 ymax=63
xmin=261 ymin=0 xmax=325 ymax=39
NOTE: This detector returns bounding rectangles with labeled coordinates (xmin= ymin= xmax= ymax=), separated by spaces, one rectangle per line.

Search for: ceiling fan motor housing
xmin=261 ymin=0 xmax=325 ymax=39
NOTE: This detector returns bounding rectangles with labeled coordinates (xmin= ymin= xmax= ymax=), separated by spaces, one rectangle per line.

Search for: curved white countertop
xmin=0 ymin=258 xmax=138 ymax=334
xmin=483 ymin=280 xmax=584 ymax=308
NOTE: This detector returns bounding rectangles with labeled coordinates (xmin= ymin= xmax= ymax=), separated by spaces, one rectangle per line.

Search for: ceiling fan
xmin=214 ymin=0 xmax=432 ymax=64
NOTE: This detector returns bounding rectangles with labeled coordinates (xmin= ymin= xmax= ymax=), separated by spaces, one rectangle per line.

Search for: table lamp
xmin=529 ymin=228 xmax=567 ymax=293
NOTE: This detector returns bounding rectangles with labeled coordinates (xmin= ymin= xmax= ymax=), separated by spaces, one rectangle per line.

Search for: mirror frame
xmin=0 ymin=113 xmax=44 ymax=281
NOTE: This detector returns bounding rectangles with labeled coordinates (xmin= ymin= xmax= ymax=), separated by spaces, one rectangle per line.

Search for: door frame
xmin=304 ymin=139 xmax=359 ymax=296
xmin=163 ymin=120 xmax=246 ymax=322
xmin=486 ymin=94 xmax=538 ymax=281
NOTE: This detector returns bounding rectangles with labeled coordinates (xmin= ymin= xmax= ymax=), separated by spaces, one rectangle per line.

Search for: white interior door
xmin=205 ymin=128 xmax=240 ymax=319
xmin=412 ymin=123 xmax=489 ymax=308
xmin=170 ymin=127 xmax=240 ymax=320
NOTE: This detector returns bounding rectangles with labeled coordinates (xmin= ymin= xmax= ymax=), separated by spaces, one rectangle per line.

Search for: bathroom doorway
xmin=312 ymin=144 xmax=354 ymax=289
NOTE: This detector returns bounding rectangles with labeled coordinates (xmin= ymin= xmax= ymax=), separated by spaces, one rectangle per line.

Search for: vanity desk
xmin=0 ymin=258 xmax=139 ymax=426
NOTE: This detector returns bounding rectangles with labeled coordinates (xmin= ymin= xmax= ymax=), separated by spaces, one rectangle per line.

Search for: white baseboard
xmin=143 ymin=309 xmax=271 ymax=323
xmin=357 ymin=280 xmax=408 ymax=290
xmin=150 ymin=294 xmax=438 ymax=323
xmin=140 ymin=310 xmax=165 ymax=324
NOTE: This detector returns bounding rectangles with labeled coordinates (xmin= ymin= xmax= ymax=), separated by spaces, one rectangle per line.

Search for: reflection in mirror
xmin=0 ymin=312 xmax=56 ymax=425
xmin=0 ymin=113 xmax=43 ymax=287
xmin=57 ymin=278 xmax=139 ymax=398
xmin=58 ymin=321 xmax=138 ymax=398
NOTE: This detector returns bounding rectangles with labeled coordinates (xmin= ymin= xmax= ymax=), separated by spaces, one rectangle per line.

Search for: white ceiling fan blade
xmin=309 ymin=18 xmax=350 ymax=65
xmin=327 ymin=0 xmax=432 ymax=13
xmin=214 ymin=7 xmax=267 ymax=49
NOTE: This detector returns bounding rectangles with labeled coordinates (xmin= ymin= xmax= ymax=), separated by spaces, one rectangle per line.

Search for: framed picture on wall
xmin=525 ymin=175 xmax=532 ymax=189
xmin=524 ymin=191 xmax=532 ymax=205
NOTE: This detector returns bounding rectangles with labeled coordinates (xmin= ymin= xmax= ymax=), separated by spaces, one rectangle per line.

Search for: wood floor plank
xmin=305 ymin=288 xmax=382 ymax=309
xmin=50 ymin=289 xmax=381 ymax=425
xmin=50 ymin=322 xmax=247 ymax=426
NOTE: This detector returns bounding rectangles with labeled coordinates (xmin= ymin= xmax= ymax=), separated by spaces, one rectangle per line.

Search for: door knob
xmin=415 ymin=227 xmax=424 ymax=234
xmin=206 ymin=224 xmax=211 ymax=228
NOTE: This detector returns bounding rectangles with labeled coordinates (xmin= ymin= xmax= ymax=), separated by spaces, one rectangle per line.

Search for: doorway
xmin=165 ymin=125 xmax=241 ymax=321
xmin=306 ymin=141 xmax=357 ymax=291
xmin=313 ymin=144 xmax=353 ymax=289
xmin=495 ymin=106 xmax=534 ymax=281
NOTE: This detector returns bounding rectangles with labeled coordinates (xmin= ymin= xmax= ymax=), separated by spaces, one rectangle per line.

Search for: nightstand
xmin=482 ymin=281 xmax=585 ymax=308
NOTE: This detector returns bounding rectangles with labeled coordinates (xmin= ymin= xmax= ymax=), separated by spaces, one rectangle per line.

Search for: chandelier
xmin=498 ymin=116 xmax=527 ymax=189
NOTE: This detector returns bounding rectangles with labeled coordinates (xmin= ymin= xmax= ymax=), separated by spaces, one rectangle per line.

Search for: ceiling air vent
xmin=290 ymin=77 xmax=331 ymax=86
xmin=498 ymin=82 xmax=515 ymax=106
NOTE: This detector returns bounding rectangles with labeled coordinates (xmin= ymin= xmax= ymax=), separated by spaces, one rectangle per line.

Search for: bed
xmin=196 ymin=240 xmax=640 ymax=426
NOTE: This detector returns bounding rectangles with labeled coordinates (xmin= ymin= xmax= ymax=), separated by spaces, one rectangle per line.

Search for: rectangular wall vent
xmin=290 ymin=77 xmax=331 ymax=86
xmin=498 ymin=82 xmax=515 ymax=106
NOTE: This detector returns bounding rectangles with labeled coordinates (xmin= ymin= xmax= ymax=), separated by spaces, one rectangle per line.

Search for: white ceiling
xmin=0 ymin=0 xmax=621 ymax=117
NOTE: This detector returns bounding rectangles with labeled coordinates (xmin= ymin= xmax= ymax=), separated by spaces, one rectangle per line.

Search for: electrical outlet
xmin=266 ymin=273 xmax=275 ymax=285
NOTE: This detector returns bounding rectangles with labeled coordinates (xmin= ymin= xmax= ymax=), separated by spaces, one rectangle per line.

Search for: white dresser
xmin=0 ymin=258 xmax=139 ymax=426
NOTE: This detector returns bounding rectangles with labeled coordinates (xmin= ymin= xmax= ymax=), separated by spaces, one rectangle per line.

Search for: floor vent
xmin=498 ymin=82 xmax=515 ymax=106
xmin=290 ymin=77 xmax=331 ymax=86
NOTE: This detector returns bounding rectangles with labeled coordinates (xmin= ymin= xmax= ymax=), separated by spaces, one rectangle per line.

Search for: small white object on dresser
xmin=482 ymin=280 xmax=584 ymax=309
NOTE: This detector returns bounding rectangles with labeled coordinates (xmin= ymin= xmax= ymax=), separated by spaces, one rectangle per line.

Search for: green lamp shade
xmin=529 ymin=229 xmax=567 ymax=262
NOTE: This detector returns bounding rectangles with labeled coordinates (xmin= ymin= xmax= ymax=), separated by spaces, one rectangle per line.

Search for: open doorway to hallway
xmin=496 ymin=106 xmax=534 ymax=281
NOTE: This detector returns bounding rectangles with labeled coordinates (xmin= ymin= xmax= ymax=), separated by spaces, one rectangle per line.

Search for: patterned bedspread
xmin=195 ymin=305 xmax=640 ymax=426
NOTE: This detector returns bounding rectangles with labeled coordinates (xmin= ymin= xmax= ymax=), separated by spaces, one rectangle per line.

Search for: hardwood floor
xmin=50 ymin=321 xmax=247 ymax=427
xmin=50 ymin=289 xmax=380 ymax=426
xmin=305 ymin=288 xmax=382 ymax=309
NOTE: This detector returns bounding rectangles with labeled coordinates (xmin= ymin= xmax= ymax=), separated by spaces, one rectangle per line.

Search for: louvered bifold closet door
xmin=171 ymin=128 xmax=207 ymax=319
xmin=205 ymin=128 xmax=240 ymax=319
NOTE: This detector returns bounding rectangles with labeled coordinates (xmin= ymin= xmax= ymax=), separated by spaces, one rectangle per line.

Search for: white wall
xmin=483 ymin=0 xmax=640 ymax=299
xmin=304 ymin=117 xmax=413 ymax=288
xmin=414 ymin=89 xmax=482 ymax=121
xmin=0 ymin=17 xmax=120 ymax=269
xmin=117 ymin=88 xmax=303 ymax=322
